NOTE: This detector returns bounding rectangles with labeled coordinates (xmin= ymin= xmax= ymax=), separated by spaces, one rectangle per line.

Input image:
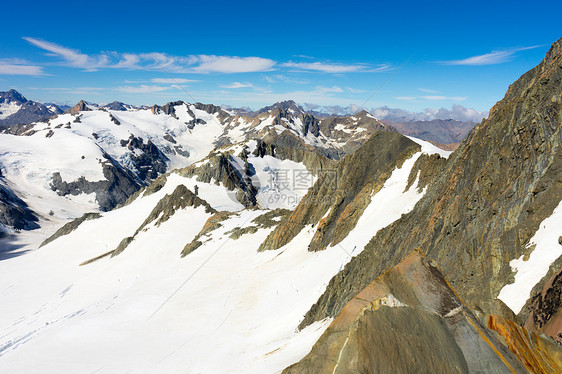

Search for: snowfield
xmin=0 ymin=101 xmax=467 ymax=373
xmin=0 ymin=141 xmax=440 ymax=373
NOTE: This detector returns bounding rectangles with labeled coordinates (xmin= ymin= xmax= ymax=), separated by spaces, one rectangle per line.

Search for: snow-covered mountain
xmin=0 ymin=90 xmax=64 ymax=127
xmin=0 ymin=96 xmax=392 ymax=236
xmin=0 ymin=37 xmax=561 ymax=373
xmin=0 ymin=127 xmax=446 ymax=372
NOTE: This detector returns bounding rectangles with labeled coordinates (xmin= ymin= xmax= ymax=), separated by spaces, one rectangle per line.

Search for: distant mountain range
xmin=0 ymin=89 xmax=66 ymax=127
xmin=383 ymin=118 xmax=474 ymax=144
xmin=0 ymin=89 xmax=476 ymax=147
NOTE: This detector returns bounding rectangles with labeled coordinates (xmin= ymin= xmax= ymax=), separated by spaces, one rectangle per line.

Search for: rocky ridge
xmin=298 ymin=38 xmax=562 ymax=344
xmin=285 ymin=250 xmax=533 ymax=373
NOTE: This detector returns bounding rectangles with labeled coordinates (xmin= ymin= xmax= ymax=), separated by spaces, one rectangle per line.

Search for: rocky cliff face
xmin=50 ymin=155 xmax=142 ymax=212
xmin=68 ymin=100 xmax=91 ymax=115
xmin=299 ymin=38 xmax=562 ymax=338
xmin=285 ymin=250 xmax=532 ymax=373
xmin=524 ymin=262 xmax=562 ymax=344
xmin=0 ymin=178 xmax=38 ymax=232
xmin=120 ymin=135 xmax=169 ymax=183
xmin=259 ymin=131 xmax=422 ymax=252
xmin=319 ymin=110 xmax=395 ymax=154
xmin=0 ymin=90 xmax=61 ymax=127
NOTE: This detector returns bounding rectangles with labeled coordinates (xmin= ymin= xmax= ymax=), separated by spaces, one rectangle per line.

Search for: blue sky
xmin=0 ymin=0 xmax=560 ymax=115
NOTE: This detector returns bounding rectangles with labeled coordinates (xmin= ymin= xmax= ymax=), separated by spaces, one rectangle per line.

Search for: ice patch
xmin=498 ymin=199 xmax=562 ymax=314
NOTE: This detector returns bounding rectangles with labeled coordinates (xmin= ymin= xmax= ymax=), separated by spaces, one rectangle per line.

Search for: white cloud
xmin=189 ymin=56 xmax=275 ymax=73
xmin=317 ymin=86 xmax=344 ymax=93
xmin=264 ymin=74 xmax=308 ymax=84
xmin=372 ymin=104 xmax=488 ymax=122
xmin=418 ymin=87 xmax=439 ymax=93
xmin=396 ymin=95 xmax=466 ymax=101
xmin=116 ymin=85 xmax=171 ymax=93
xmin=300 ymin=103 xmax=487 ymax=123
xmin=346 ymin=87 xmax=366 ymax=93
xmin=151 ymin=78 xmax=197 ymax=84
xmin=28 ymin=86 xmax=105 ymax=95
xmin=112 ymin=53 xmax=141 ymax=68
xmin=194 ymin=84 xmax=356 ymax=108
xmin=439 ymin=46 xmax=542 ymax=66
xmin=221 ymin=82 xmax=253 ymax=89
xmin=0 ymin=63 xmax=44 ymax=76
xmin=23 ymin=37 xmax=108 ymax=71
xmin=421 ymin=95 xmax=466 ymax=101
xmin=282 ymin=61 xmax=390 ymax=73
xmin=23 ymin=37 xmax=276 ymax=74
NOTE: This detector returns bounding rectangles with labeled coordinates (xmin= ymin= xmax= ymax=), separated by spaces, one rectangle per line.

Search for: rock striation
xmin=285 ymin=250 xmax=531 ymax=373
xmin=299 ymin=38 xmax=562 ymax=337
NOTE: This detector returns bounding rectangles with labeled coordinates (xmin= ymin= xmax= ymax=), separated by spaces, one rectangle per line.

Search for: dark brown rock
xmin=284 ymin=250 xmax=528 ymax=373
xmin=300 ymin=37 xmax=562 ymax=329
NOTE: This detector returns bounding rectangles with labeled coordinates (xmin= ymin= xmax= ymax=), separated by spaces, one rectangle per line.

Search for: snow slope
xmin=0 ymin=103 xmax=229 ymax=225
xmin=0 ymin=144 xmax=436 ymax=373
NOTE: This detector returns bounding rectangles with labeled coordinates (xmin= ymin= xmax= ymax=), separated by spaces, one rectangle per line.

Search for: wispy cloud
xmin=438 ymin=46 xmax=542 ymax=66
xmin=0 ymin=63 xmax=45 ymax=76
xmin=0 ymin=58 xmax=45 ymax=76
xmin=264 ymin=74 xmax=309 ymax=84
xmin=346 ymin=87 xmax=366 ymax=94
xmin=281 ymin=61 xmax=390 ymax=73
xmin=28 ymin=86 xmax=105 ymax=95
xmin=151 ymin=78 xmax=197 ymax=84
xmin=24 ymin=37 xmax=109 ymax=71
xmin=396 ymin=95 xmax=466 ymax=101
xmin=195 ymin=85 xmax=356 ymax=107
xmin=221 ymin=82 xmax=253 ymax=89
xmin=421 ymin=95 xmax=466 ymax=101
xmin=418 ymin=87 xmax=439 ymax=93
xmin=116 ymin=85 xmax=171 ymax=93
xmin=23 ymin=37 xmax=276 ymax=74
xmin=189 ymin=56 xmax=275 ymax=73
xmin=22 ymin=37 xmax=388 ymax=77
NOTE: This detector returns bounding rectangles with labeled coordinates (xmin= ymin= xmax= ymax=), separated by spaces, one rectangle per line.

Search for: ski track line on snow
xmin=150 ymin=337 xmax=194 ymax=368
xmin=147 ymin=210 xmax=261 ymax=320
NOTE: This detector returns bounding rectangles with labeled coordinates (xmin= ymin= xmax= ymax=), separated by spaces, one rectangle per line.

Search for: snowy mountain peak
xmin=68 ymin=100 xmax=92 ymax=114
xmin=103 ymin=101 xmax=131 ymax=111
xmin=256 ymin=100 xmax=304 ymax=116
xmin=0 ymin=89 xmax=28 ymax=104
xmin=0 ymin=89 xmax=65 ymax=126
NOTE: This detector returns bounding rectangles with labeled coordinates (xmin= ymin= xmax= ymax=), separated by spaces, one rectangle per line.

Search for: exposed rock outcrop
xmin=300 ymin=38 xmax=562 ymax=330
xmin=489 ymin=314 xmax=562 ymax=372
xmin=177 ymin=153 xmax=258 ymax=208
xmin=83 ymin=184 xmax=216 ymax=262
xmin=104 ymin=101 xmax=128 ymax=111
xmin=259 ymin=131 xmax=420 ymax=252
xmin=68 ymin=100 xmax=90 ymax=115
xmin=0 ymin=180 xmax=39 ymax=231
xmin=120 ymin=135 xmax=169 ymax=183
xmin=51 ymin=156 xmax=142 ymax=212
xmin=285 ymin=250 xmax=530 ymax=373
xmin=524 ymin=259 xmax=562 ymax=344
xmin=319 ymin=110 xmax=395 ymax=154
xmin=0 ymin=90 xmax=61 ymax=127
xmin=40 ymin=212 xmax=101 ymax=247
